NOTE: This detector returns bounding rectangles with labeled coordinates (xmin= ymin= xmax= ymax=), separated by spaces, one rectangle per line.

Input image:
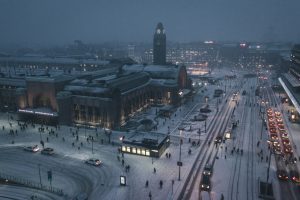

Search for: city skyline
xmin=1 ymin=0 xmax=300 ymax=48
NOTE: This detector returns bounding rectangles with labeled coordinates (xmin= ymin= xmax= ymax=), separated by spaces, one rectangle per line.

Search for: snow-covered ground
xmin=1 ymin=68 xmax=298 ymax=200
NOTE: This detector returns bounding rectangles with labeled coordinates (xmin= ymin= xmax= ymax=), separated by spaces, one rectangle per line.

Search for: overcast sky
xmin=1 ymin=0 xmax=300 ymax=47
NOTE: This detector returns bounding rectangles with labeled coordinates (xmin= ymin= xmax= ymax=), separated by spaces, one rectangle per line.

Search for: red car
xmin=270 ymin=133 xmax=278 ymax=140
xmin=282 ymin=139 xmax=290 ymax=146
xmin=290 ymin=170 xmax=300 ymax=184
xmin=269 ymin=128 xmax=277 ymax=134
xmin=283 ymin=145 xmax=293 ymax=154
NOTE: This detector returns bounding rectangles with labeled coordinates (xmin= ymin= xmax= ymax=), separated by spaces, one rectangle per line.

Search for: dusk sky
xmin=1 ymin=0 xmax=300 ymax=47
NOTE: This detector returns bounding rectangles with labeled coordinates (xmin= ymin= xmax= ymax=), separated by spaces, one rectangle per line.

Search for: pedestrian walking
xmin=159 ymin=180 xmax=163 ymax=189
xmin=145 ymin=180 xmax=149 ymax=187
xmin=153 ymin=167 xmax=156 ymax=173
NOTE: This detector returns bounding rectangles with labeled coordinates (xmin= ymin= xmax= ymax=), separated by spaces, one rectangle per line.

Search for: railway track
xmin=178 ymin=91 xmax=236 ymax=200
xmin=228 ymin=94 xmax=248 ymax=200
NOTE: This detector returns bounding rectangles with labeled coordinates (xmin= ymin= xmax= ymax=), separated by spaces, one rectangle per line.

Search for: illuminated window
xmin=145 ymin=150 xmax=150 ymax=156
xmin=126 ymin=147 xmax=131 ymax=152
xmin=122 ymin=146 xmax=126 ymax=152
xmin=141 ymin=149 xmax=146 ymax=155
xmin=132 ymin=148 xmax=136 ymax=154
xmin=137 ymin=148 xmax=141 ymax=154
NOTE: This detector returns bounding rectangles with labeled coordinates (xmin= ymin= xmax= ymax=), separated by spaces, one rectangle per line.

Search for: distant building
xmin=279 ymin=44 xmax=300 ymax=122
xmin=153 ymin=22 xmax=166 ymax=65
xmin=0 ymin=54 xmax=190 ymax=128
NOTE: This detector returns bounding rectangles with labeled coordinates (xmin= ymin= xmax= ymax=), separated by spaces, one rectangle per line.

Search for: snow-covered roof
xmin=64 ymin=85 xmax=109 ymax=94
xmin=279 ymin=77 xmax=300 ymax=114
xmin=0 ymin=78 xmax=26 ymax=87
xmin=0 ymin=56 xmax=109 ymax=66
xmin=123 ymin=132 xmax=168 ymax=147
xmin=122 ymin=64 xmax=181 ymax=80
xmin=70 ymin=79 xmax=89 ymax=85
xmin=26 ymin=74 xmax=74 ymax=83
xmin=149 ymin=79 xmax=177 ymax=87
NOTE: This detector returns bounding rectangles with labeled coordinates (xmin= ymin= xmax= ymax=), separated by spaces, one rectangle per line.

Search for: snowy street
xmin=0 ymin=69 xmax=300 ymax=200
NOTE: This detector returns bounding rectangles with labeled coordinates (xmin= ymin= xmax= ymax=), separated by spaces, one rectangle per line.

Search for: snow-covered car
xmin=41 ymin=148 xmax=54 ymax=155
xmin=85 ymin=158 xmax=102 ymax=166
xmin=24 ymin=145 xmax=39 ymax=152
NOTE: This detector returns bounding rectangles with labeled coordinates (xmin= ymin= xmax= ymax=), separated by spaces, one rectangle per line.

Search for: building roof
xmin=123 ymin=132 xmax=168 ymax=149
xmin=64 ymin=85 xmax=109 ymax=95
xmin=26 ymin=74 xmax=75 ymax=83
xmin=0 ymin=56 xmax=109 ymax=66
xmin=107 ymin=72 xmax=150 ymax=93
xmin=122 ymin=64 xmax=181 ymax=80
xmin=0 ymin=77 xmax=26 ymax=87
xmin=283 ymin=73 xmax=300 ymax=87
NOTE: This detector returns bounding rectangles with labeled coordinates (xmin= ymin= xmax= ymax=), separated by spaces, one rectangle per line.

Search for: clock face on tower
xmin=157 ymin=29 xmax=161 ymax=34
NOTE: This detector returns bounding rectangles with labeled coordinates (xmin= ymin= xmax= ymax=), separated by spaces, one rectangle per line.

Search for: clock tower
xmin=153 ymin=22 xmax=166 ymax=65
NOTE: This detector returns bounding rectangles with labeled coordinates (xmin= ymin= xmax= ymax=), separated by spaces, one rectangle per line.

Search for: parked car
xmin=24 ymin=145 xmax=39 ymax=152
xmin=85 ymin=158 xmax=102 ymax=166
xmin=41 ymin=148 xmax=54 ymax=155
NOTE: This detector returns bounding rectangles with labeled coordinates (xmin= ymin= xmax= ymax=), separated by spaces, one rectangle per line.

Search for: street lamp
xmin=91 ymin=136 xmax=94 ymax=154
xmin=178 ymin=139 xmax=183 ymax=181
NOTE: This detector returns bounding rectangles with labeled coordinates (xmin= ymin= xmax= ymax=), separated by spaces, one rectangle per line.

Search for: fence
xmin=0 ymin=172 xmax=64 ymax=196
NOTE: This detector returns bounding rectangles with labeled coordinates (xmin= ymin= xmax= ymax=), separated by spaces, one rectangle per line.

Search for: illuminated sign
xmin=225 ymin=133 xmax=231 ymax=139
xmin=18 ymin=109 xmax=57 ymax=116
xmin=120 ymin=176 xmax=126 ymax=186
